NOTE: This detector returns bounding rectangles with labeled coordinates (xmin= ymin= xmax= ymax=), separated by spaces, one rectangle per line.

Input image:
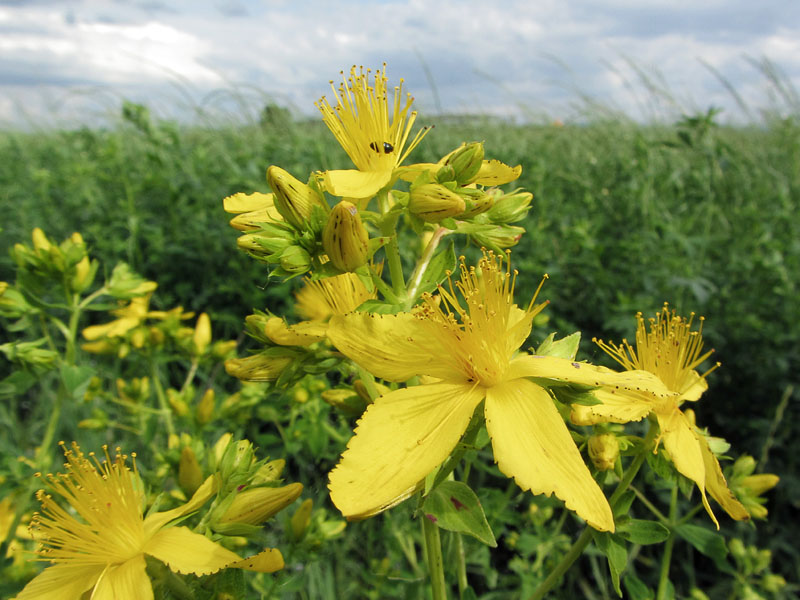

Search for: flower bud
xmin=267 ymin=166 xmax=324 ymax=229
xmin=225 ymin=352 xmax=294 ymax=382
xmin=236 ymin=232 xmax=293 ymax=258
xmin=219 ymin=440 xmax=256 ymax=485
xmin=290 ymin=498 xmax=313 ymax=542
xmin=323 ymin=201 xmax=369 ymax=272
xmin=486 ymin=190 xmax=533 ymax=224
xmin=252 ymin=459 xmax=286 ymax=485
xmin=279 ymin=246 xmax=312 ymax=275
xmin=588 ymin=434 xmax=619 ymax=471
xmin=740 ymin=473 xmax=779 ymax=497
xmin=216 ymin=483 xmax=303 ymax=532
xmin=178 ymin=446 xmax=204 ymax=496
xmin=445 ymin=142 xmax=485 ymax=185
xmin=408 ymin=183 xmax=466 ymax=222
xmin=196 ymin=388 xmax=215 ymax=425
xmin=193 ymin=313 xmax=212 ymax=356
xmin=457 ymin=189 xmax=494 ymax=219
xmin=70 ymin=256 xmax=95 ymax=293
xmin=321 ymin=389 xmax=368 ymax=417
xmin=31 ymin=228 xmax=52 ymax=254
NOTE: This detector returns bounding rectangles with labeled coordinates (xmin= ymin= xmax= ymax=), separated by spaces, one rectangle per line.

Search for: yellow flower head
xmin=576 ymin=305 xmax=749 ymax=528
xmin=595 ymin=304 xmax=717 ymax=400
xmin=326 ymin=251 xmax=673 ymax=530
xmin=316 ymin=64 xmax=430 ymax=198
xmin=16 ymin=443 xmax=282 ymax=600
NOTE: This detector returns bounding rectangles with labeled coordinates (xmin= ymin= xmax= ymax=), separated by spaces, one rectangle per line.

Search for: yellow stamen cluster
xmin=418 ymin=251 xmax=547 ymax=387
xmin=595 ymin=303 xmax=718 ymax=395
xmin=316 ymin=64 xmax=429 ymax=172
xmin=31 ymin=442 xmax=144 ymax=565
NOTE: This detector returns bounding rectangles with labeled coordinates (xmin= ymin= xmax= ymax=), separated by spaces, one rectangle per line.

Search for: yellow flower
xmin=573 ymin=305 xmax=749 ymax=528
xmin=316 ymin=64 xmax=430 ymax=199
xmin=15 ymin=443 xmax=283 ymax=600
xmin=326 ymin=251 xmax=673 ymax=530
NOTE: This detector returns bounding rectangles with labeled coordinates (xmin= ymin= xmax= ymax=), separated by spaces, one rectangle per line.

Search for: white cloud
xmin=0 ymin=0 xmax=798 ymax=126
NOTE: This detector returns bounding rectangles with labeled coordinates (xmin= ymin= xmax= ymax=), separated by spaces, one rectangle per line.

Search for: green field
xmin=1 ymin=99 xmax=798 ymax=598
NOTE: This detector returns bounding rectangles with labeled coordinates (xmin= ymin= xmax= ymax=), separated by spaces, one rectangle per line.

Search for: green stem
xmin=422 ymin=511 xmax=448 ymax=600
xmin=528 ymin=420 xmax=659 ymax=600
xmin=656 ymin=486 xmax=679 ymax=600
xmin=377 ymin=192 xmax=406 ymax=298
xmin=454 ymin=532 xmax=468 ymax=598
xmin=150 ymin=361 xmax=176 ymax=437
xmin=629 ymin=485 xmax=669 ymax=524
xmin=406 ymin=226 xmax=449 ymax=307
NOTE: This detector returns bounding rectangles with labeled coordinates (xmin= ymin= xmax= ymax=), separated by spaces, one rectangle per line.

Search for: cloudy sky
xmin=1 ymin=0 xmax=798 ymax=127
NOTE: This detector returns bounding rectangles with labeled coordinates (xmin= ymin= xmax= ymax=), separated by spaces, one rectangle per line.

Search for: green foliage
xmin=1 ymin=101 xmax=798 ymax=598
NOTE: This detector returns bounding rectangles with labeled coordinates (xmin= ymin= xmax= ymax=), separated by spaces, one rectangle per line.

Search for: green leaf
xmin=594 ymin=531 xmax=627 ymax=597
xmin=616 ymin=518 xmax=670 ymax=545
xmin=0 ymin=370 xmax=38 ymax=399
xmin=535 ymin=331 xmax=581 ymax=360
xmin=421 ymin=481 xmax=496 ymax=547
xmin=612 ymin=490 xmax=636 ymax=517
xmin=59 ymin=364 xmax=95 ymax=401
xmin=675 ymin=523 xmax=731 ymax=572
xmin=623 ymin=574 xmax=654 ymax=600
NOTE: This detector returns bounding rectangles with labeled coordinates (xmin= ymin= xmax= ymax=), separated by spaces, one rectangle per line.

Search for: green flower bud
xmin=290 ymin=498 xmax=313 ymax=542
xmin=457 ymin=189 xmax=494 ymax=219
xmin=252 ymin=459 xmax=286 ymax=485
xmin=445 ymin=142 xmax=485 ymax=185
xmin=215 ymin=483 xmax=303 ymax=533
xmin=279 ymin=245 xmax=312 ymax=275
xmin=236 ymin=231 xmax=293 ymax=258
xmin=321 ymin=388 xmax=368 ymax=417
xmin=219 ymin=439 xmax=256 ymax=485
xmin=588 ymin=433 xmax=619 ymax=471
xmin=322 ymin=201 xmax=370 ymax=272
xmin=225 ymin=351 xmax=294 ymax=382
xmin=178 ymin=446 xmax=204 ymax=496
xmin=196 ymin=388 xmax=215 ymax=425
xmin=267 ymin=166 xmax=325 ymax=229
xmin=408 ymin=183 xmax=466 ymax=223
xmin=70 ymin=255 xmax=96 ymax=293
xmin=762 ymin=574 xmax=786 ymax=593
xmin=106 ymin=263 xmax=158 ymax=299
xmin=486 ymin=189 xmax=533 ymax=224
xmin=193 ymin=313 xmax=212 ymax=356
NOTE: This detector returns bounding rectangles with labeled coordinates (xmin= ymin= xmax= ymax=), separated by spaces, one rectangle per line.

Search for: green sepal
xmin=535 ymin=331 xmax=581 ymax=360
xmin=421 ymin=481 xmax=496 ymax=547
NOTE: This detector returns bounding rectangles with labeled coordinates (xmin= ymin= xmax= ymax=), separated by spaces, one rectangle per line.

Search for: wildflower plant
xmin=219 ymin=63 xmax=778 ymax=599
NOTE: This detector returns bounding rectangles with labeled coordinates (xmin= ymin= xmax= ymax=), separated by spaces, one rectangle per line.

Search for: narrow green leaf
xmin=616 ymin=518 xmax=670 ymax=545
xmin=675 ymin=523 xmax=731 ymax=571
xmin=59 ymin=364 xmax=95 ymax=401
xmin=594 ymin=531 xmax=627 ymax=597
xmin=623 ymin=574 xmax=654 ymax=600
xmin=421 ymin=481 xmax=496 ymax=547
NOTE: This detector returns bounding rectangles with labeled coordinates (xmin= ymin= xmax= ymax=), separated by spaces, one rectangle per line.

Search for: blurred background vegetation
xmin=1 ymin=88 xmax=798 ymax=596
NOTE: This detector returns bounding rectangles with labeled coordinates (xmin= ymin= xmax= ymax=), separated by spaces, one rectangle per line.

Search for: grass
xmin=1 ymin=97 xmax=798 ymax=597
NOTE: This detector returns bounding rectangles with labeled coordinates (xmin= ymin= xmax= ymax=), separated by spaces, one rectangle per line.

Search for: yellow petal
xmin=698 ymin=432 xmax=750 ymax=522
xmin=228 ymin=548 xmax=285 ymax=573
xmin=679 ymin=370 xmax=708 ymax=402
xmin=473 ymin=160 xmax=522 ymax=186
xmin=223 ymin=192 xmax=276 ymax=214
xmin=509 ymin=355 xmax=675 ymax=399
xmin=396 ymin=163 xmax=440 ymax=182
xmin=485 ymin=378 xmax=614 ymax=531
xmin=656 ymin=407 xmax=716 ymax=526
xmin=143 ymin=526 xmax=241 ymax=575
xmin=570 ymin=388 xmax=656 ymax=425
xmin=143 ymin=475 xmax=215 ymax=536
xmin=15 ymin=564 xmax=102 ymax=600
xmin=91 ymin=555 xmax=153 ymax=600
xmin=82 ymin=317 xmax=140 ymax=340
xmin=327 ymin=312 xmax=448 ymax=382
xmin=320 ymin=169 xmax=392 ymax=199
xmin=264 ymin=317 xmax=326 ymax=346
xmin=329 ymin=381 xmax=485 ymax=519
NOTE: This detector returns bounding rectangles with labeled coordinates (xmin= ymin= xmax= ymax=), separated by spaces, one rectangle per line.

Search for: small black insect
xmin=369 ymin=141 xmax=394 ymax=154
